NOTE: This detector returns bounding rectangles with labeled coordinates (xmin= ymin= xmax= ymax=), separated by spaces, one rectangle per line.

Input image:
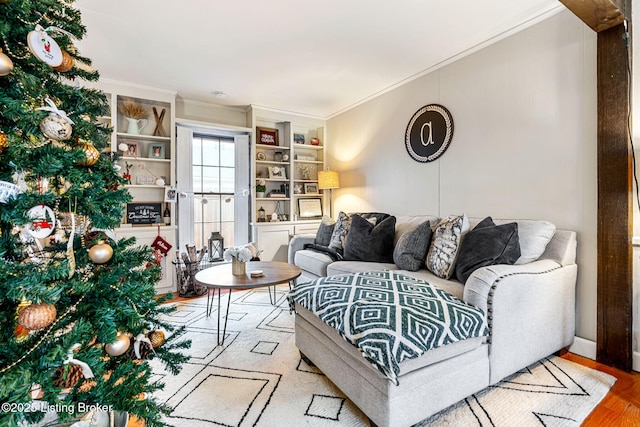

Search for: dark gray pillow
xmin=393 ymin=221 xmax=433 ymax=271
xmin=315 ymin=216 xmax=336 ymax=247
xmin=343 ymin=215 xmax=396 ymax=262
xmin=455 ymin=217 xmax=521 ymax=284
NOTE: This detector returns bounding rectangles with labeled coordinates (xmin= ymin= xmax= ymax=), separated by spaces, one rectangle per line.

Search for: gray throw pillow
xmin=426 ymin=214 xmax=469 ymax=279
xmin=315 ymin=216 xmax=336 ymax=247
xmin=393 ymin=221 xmax=433 ymax=271
xmin=455 ymin=217 xmax=521 ymax=284
xmin=343 ymin=215 xmax=396 ymax=262
xmin=328 ymin=211 xmax=352 ymax=252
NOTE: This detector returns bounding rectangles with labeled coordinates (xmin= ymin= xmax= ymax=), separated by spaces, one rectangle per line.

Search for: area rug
xmin=151 ymin=284 xmax=616 ymax=427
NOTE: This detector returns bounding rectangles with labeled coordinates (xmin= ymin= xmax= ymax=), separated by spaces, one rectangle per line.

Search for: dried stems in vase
xmin=119 ymin=99 xmax=147 ymax=119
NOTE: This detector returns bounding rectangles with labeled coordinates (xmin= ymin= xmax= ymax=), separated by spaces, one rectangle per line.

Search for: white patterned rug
xmin=151 ymin=284 xmax=616 ymax=427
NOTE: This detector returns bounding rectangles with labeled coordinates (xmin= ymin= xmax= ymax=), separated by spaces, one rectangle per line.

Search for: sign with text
xmin=126 ymin=203 xmax=162 ymax=225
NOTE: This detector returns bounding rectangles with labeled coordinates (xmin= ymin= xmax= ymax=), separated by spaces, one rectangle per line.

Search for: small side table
xmin=195 ymin=261 xmax=301 ymax=346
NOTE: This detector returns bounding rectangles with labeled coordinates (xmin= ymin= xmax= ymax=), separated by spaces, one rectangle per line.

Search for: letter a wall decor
xmin=404 ymin=104 xmax=454 ymax=162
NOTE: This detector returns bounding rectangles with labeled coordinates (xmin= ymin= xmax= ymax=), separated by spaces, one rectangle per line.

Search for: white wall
xmin=327 ymin=10 xmax=598 ymax=342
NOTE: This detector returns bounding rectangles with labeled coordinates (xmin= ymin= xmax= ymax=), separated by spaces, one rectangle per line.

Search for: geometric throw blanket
xmin=288 ymin=270 xmax=488 ymax=385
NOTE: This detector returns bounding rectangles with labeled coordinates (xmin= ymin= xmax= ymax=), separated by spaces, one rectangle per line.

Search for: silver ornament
xmin=88 ymin=241 xmax=113 ymax=264
xmin=105 ymin=333 xmax=130 ymax=356
xmin=40 ymin=113 xmax=72 ymax=141
xmin=0 ymin=49 xmax=13 ymax=76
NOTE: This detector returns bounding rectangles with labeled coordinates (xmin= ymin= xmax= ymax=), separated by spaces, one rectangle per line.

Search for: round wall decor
xmin=404 ymin=104 xmax=454 ymax=163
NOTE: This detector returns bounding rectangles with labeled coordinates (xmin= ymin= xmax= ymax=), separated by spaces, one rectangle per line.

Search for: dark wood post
xmin=560 ymin=0 xmax=633 ymax=371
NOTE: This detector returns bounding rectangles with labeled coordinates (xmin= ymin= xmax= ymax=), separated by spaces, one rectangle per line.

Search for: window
xmin=192 ymin=135 xmax=235 ymax=249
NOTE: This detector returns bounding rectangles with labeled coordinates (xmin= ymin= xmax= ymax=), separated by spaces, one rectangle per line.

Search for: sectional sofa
xmin=287 ymin=214 xmax=577 ymax=427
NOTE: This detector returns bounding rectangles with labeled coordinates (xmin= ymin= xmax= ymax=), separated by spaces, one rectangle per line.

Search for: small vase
xmin=125 ymin=117 xmax=148 ymax=135
xmin=232 ymin=259 xmax=246 ymax=276
xmin=256 ymin=191 xmax=265 ymax=199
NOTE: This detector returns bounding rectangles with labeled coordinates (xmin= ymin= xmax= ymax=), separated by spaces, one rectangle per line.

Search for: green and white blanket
xmin=288 ymin=270 xmax=488 ymax=384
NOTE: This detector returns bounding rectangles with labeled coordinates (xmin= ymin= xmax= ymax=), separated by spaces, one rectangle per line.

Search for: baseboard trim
xmin=569 ymin=336 xmax=640 ymax=373
xmin=569 ymin=336 xmax=597 ymax=360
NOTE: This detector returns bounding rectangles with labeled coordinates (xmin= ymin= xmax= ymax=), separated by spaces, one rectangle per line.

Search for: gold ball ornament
xmin=105 ymin=332 xmax=131 ymax=356
xmin=147 ymin=330 xmax=165 ymax=348
xmin=0 ymin=48 xmax=13 ymax=76
xmin=40 ymin=113 xmax=72 ymax=141
xmin=0 ymin=131 xmax=7 ymax=153
xmin=88 ymin=240 xmax=113 ymax=264
xmin=77 ymin=141 xmax=100 ymax=166
xmin=18 ymin=302 xmax=57 ymax=331
xmin=52 ymin=50 xmax=74 ymax=72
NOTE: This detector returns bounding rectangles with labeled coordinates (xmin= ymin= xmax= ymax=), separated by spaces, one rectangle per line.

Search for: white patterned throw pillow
xmin=426 ymin=214 xmax=470 ymax=279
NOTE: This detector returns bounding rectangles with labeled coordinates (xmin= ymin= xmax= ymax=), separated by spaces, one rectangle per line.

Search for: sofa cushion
xmin=294 ymin=249 xmax=334 ymax=278
xmin=328 ymin=211 xmax=352 ymax=252
xmin=343 ymin=215 xmax=396 ymax=262
xmin=455 ymin=217 xmax=520 ymax=284
xmin=394 ymin=215 xmax=438 ymax=245
xmin=426 ymin=214 xmax=469 ymax=279
xmin=393 ymin=220 xmax=432 ymax=271
xmin=327 ymin=261 xmax=398 ymax=276
xmin=315 ymin=216 xmax=336 ymax=247
xmin=508 ymin=220 xmax=556 ymax=264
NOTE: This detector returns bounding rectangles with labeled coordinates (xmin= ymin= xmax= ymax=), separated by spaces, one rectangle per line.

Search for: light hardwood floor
xmin=561 ymin=352 xmax=640 ymax=426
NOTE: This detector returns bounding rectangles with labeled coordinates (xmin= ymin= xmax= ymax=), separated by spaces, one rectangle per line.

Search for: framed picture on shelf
xmin=148 ymin=143 xmax=165 ymax=159
xmin=294 ymin=133 xmax=305 ymax=144
xmin=268 ymin=166 xmax=287 ymax=179
xmin=164 ymin=187 xmax=177 ymax=203
xmin=298 ymin=198 xmax=322 ymax=219
xmin=257 ymin=127 xmax=279 ymax=146
xmin=124 ymin=141 xmax=139 ymax=157
xmin=304 ymin=183 xmax=319 ymax=194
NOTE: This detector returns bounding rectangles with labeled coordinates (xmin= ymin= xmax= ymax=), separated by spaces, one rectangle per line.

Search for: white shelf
xmin=120 ymin=156 xmax=170 ymax=163
xmin=293 ymin=159 xmax=323 ymax=164
xmin=116 ymin=132 xmax=171 ymax=142
xmin=125 ymin=184 xmax=167 ymax=189
xmin=257 ymin=160 xmax=290 ymax=165
xmin=256 ymin=143 xmax=291 ymax=150
xmin=293 ymin=144 xmax=323 ymax=150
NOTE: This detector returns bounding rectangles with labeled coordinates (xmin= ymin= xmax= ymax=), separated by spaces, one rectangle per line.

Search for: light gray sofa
xmin=288 ymin=215 xmax=578 ymax=427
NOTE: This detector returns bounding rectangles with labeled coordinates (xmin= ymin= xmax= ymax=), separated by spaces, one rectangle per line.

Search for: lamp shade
xmin=318 ymin=170 xmax=340 ymax=190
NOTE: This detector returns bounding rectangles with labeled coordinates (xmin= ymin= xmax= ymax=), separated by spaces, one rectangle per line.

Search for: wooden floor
xmin=560 ymin=352 xmax=640 ymax=426
xmin=132 ymin=293 xmax=640 ymax=426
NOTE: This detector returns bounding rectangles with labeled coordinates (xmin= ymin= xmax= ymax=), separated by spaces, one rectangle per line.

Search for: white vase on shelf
xmin=125 ymin=117 xmax=148 ymax=134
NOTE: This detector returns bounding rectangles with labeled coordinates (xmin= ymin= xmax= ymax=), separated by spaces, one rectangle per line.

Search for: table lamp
xmin=318 ymin=169 xmax=340 ymax=218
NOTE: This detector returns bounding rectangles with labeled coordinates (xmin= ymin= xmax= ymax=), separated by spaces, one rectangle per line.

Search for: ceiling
xmin=75 ymin=0 xmax=564 ymax=119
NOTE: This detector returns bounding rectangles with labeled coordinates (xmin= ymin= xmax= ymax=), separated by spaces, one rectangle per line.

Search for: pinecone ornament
xmin=53 ymin=364 xmax=84 ymax=388
xmin=128 ymin=340 xmax=153 ymax=360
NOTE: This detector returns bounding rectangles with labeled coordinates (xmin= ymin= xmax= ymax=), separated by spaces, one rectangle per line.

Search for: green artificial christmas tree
xmin=0 ymin=1 xmax=189 ymax=426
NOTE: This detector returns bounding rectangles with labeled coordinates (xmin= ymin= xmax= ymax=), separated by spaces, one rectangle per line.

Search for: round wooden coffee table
xmin=195 ymin=261 xmax=301 ymax=346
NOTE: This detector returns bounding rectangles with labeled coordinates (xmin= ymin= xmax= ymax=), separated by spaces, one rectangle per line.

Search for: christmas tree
xmin=0 ymin=1 xmax=189 ymax=426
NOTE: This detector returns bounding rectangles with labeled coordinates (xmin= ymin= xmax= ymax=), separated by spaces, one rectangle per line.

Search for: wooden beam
xmin=559 ymin=0 xmax=625 ymax=32
xmin=596 ymin=17 xmax=633 ymax=371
